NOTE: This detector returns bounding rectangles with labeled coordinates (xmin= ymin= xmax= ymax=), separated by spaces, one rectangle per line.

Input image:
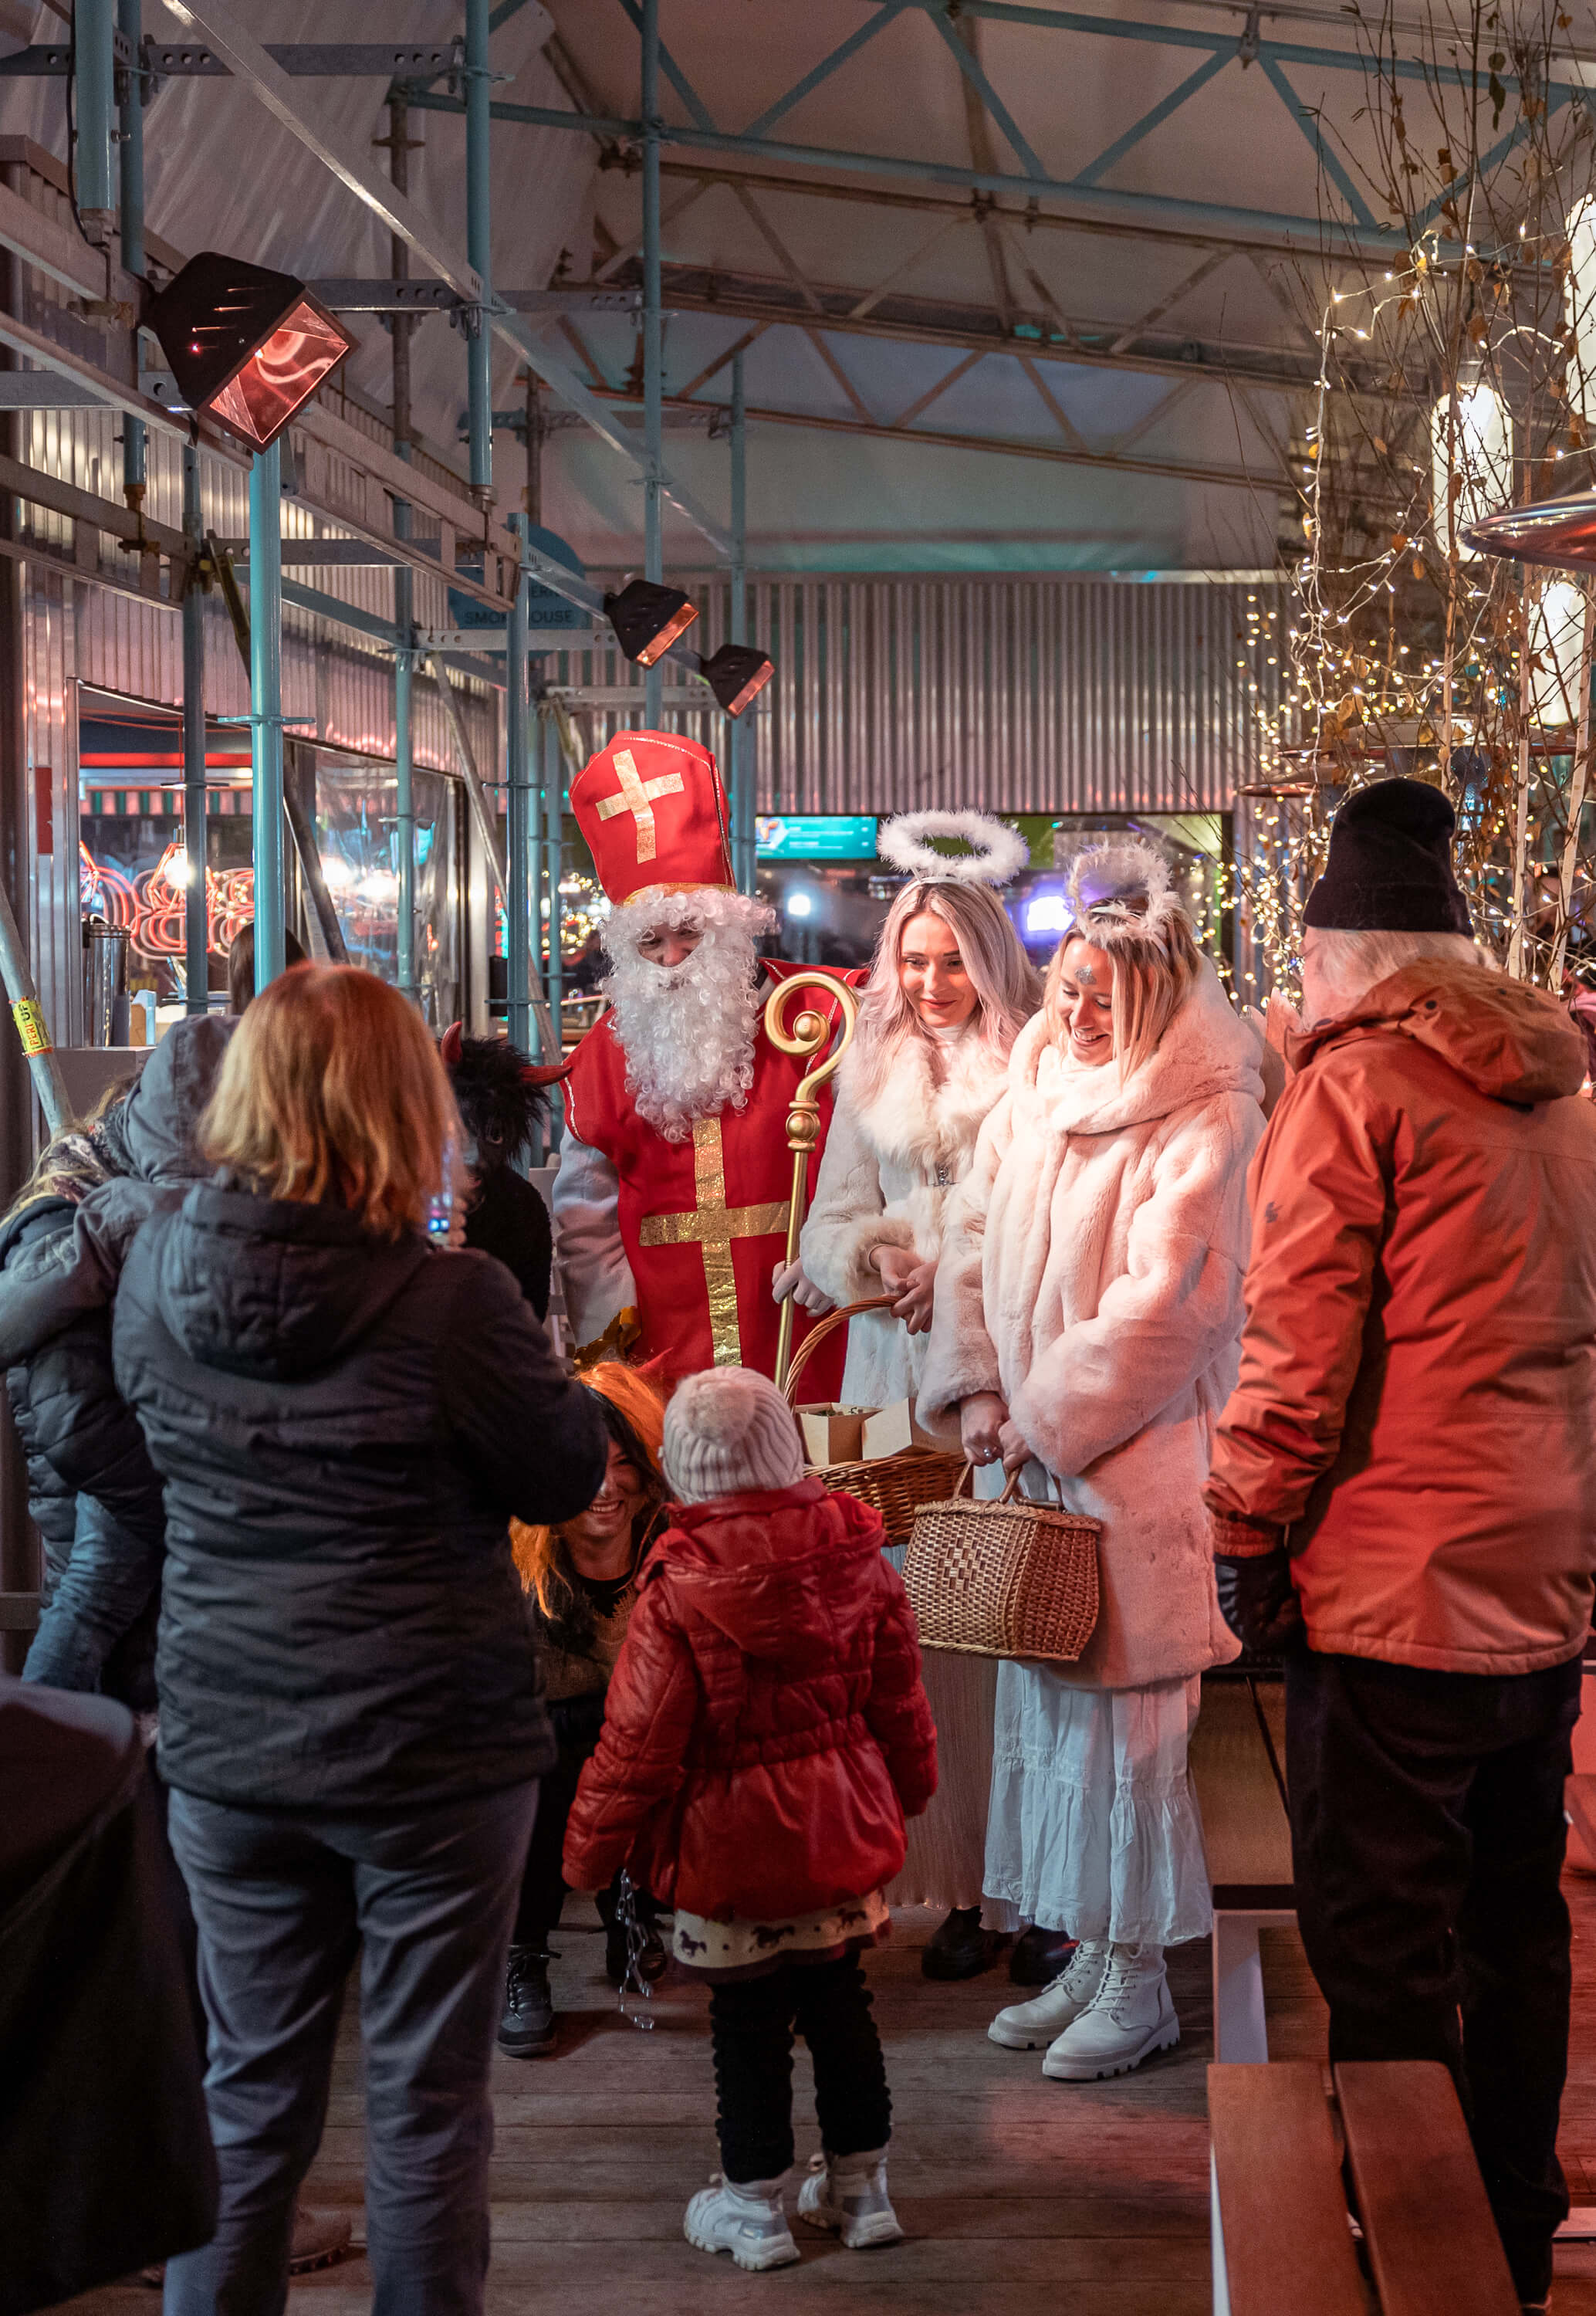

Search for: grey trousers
xmin=164 ymin=1778 xmax=539 ymax=2316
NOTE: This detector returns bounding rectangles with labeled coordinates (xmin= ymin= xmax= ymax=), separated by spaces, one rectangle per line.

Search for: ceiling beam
xmin=418 ymin=89 xmax=1439 ymax=257
xmin=585 ymin=381 xmax=1276 ymax=489
xmin=611 ymin=259 xmax=1401 ymax=402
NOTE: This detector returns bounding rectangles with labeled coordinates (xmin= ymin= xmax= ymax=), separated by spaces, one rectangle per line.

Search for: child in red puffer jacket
xmin=563 ymin=1364 xmax=937 ymax=2274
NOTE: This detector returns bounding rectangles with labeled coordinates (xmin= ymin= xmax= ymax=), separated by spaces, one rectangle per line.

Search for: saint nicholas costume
xmin=553 ymin=731 xmax=847 ymax=1389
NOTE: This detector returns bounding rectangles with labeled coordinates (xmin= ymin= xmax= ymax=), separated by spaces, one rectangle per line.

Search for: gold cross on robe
xmin=594 ymin=747 xmax=686 ymax=865
xmin=637 ymin=1117 xmax=790 ymax=1365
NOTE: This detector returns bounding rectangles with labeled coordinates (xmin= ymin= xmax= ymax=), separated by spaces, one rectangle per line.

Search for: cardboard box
xmin=861 ymin=1397 xmax=957 ymax=1459
xmin=797 ymin=1404 xmax=871 ymax=1464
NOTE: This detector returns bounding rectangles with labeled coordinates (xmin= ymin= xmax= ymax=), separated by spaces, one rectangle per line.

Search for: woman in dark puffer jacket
xmin=112 ymin=964 xmax=608 ymax=2316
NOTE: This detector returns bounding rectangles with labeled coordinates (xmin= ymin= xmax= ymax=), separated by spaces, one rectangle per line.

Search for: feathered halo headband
xmin=877 ymin=810 xmax=1030 ymax=887
xmin=1060 ymin=835 xmax=1185 ymax=950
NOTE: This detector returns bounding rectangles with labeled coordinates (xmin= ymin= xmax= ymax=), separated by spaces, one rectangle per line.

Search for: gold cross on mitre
xmin=638 ymin=1118 xmax=789 ymax=1365
xmin=593 ymin=746 xmax=685 ymax=865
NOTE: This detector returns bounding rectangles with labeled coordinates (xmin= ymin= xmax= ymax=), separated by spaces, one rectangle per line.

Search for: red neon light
xmin=80 ymin=839 xmax=255 ymax=967
xmin=81 ymin=753 xmax=252 ymax=770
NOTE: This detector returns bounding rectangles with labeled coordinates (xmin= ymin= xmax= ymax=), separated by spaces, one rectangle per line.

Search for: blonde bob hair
xmin=201 ymin=963 xmax=458 ymax=1241
xmin=850 ymin=879 xmax=1041 ymax=1102
xmin=1043 ymin=909 xmax=1204 ymax=1082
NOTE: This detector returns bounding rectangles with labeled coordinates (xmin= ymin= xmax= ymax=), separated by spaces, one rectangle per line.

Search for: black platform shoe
xmin=921 ymin=1905 xmax=999 ymax=1981
xmin=498 ymin=1944 xmax=556 ymax=2057
xmin=1008 ymin=1925 xmax=1079 ymax=1986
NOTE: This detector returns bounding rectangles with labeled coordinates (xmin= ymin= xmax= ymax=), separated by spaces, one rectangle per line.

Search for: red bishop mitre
xmin=572 ymin=730 xmax=733 ymax=908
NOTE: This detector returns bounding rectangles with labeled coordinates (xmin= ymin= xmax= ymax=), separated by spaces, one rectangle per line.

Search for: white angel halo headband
xmin=877 ymin=809 xmax=1030 ymax=888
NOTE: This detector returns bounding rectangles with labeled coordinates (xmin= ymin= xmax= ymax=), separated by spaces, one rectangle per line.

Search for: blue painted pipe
xmin=506 ymin=514 xmax=533 ymax=1057
xmin=74 ymin=0 xmax=116 ymax=229
xmin=465 ymin=0 xmax=494 ymax=503
xmin=249 ymin=442 xmax=285 ymax=994
xmin=181 ymin=443 xmax=207 ymax=1014
xmin=642 ymin=0 xmax=663 ymax=726
xmin=117 ymin=0 xmax=145 ymax=505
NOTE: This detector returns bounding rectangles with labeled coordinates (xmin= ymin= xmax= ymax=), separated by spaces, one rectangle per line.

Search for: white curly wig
xmin=601 ymin=884 xmax=777 ymax=1142
xmin=877 ymin=810 xmax=1030 ymax=887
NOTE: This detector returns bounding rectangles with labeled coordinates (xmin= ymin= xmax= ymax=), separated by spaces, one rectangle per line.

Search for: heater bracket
xmin=310 ymin=279 xmax=466 ymax=315
xmin=0 ymin=29 xmax=134 ymax=74
xmin=138 ymin=39 xmax=466 ymax=83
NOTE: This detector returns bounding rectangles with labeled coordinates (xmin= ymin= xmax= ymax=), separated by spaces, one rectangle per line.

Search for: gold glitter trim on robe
xmin=638 ymin=1117 xmax=790 ymax=1365
xmin=593 ymin=747 xmax=686 ymax=865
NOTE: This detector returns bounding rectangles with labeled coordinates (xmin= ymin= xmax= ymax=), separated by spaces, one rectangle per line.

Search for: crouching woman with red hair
xmin=564 ymin=1365 xmax=937 ymax=2273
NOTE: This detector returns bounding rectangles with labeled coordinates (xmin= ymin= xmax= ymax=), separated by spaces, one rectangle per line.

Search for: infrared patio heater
xmin=604 ymin=580 xmax=776 ymax=720
xmin=147 ymin=252 xmax=354 ymax=451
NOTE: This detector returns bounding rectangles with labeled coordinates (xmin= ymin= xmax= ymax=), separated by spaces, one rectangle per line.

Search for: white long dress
xmin=920 ymin=966 xmax=1264 ymax=1945
xmin=800 ymin=1018 xmax=1016 ymax=1924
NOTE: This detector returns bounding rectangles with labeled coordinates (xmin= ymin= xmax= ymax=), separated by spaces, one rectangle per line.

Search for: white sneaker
xmin=988 ymin=1938 xmax=1109 ymax=2050
xmin=797 ymin=2147 xmax=905 ymax=2249
xmin=1040 ymin=1945 xmax=1178 ymax=2081
xmin=684 ymin=2172 xmax=800 ymax=2270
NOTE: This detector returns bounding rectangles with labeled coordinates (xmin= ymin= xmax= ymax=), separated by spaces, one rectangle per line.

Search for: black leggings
xmin=708 ymin=1952 xmax=891 ymax=2184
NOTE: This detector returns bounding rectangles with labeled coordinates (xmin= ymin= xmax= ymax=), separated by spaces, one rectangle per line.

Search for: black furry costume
xmin=441 ymin=1029 xmax=556 ymax=1319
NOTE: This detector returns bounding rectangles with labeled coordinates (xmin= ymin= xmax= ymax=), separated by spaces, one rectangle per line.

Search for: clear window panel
xmin=315 ymin=757 xmax=462 ymax=1028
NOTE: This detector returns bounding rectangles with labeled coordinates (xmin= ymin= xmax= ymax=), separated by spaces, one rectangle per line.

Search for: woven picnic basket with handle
xmin=902 ymin=1461 xmax=1101 ymax=1662
xmin=783 ymin=1297 xmax=966 ymax=1546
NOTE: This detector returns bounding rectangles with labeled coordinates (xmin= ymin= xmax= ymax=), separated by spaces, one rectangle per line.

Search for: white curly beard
xmin=601 ymin=887 xmax=777 ymax=1142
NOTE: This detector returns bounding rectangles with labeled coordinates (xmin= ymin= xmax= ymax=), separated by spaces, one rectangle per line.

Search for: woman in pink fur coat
xmin=918 ymin=838 xmax=1263 ymax=2084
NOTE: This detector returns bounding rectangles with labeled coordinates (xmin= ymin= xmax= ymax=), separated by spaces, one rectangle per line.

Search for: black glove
xmin=1213 ymin=1545 xmax=1303 ymax=1654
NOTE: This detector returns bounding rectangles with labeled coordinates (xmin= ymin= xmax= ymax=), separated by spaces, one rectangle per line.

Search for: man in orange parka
xmin=550 ymin=730 xmax=847 ymax=1389
xmin=1205 ymin=778 xmax=1596 ymax=2311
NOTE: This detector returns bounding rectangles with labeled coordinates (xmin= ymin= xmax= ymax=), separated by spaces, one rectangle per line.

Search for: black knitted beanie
xmin=1304 ymin=778 xmax=1472 ymax=934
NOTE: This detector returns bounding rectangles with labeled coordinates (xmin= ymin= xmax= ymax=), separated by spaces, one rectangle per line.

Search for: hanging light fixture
xmin=1529 ymin=577 xmax=1590 ymax=727
xmin=147 ymin=252 xmax=354 ymax=452
xmin=1430 ymin=381 xmax=1513 ymax=561
xmin=702 ymin=642 xmax=775 ymax=718
xmin=604 ymin=578 xmax=698 ymax=665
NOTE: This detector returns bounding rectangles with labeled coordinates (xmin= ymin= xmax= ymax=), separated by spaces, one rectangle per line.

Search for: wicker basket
xmin=784 ymin=1298 xmax=966 ymax=1546
xmin=902 ymin=1462 xmax=1101 ymax=1663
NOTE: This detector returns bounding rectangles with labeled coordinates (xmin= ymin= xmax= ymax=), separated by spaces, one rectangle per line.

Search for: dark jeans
xmin=164 ymin=1778 xmax=539 ymax=2316
xmin=708 ymin=1952 xmax=892 ymax=2185
xmin=514 ymin=1692 xmax=602 ymax=1944
xmin=1286 ymin=1646 xmax=1582 ymax=2305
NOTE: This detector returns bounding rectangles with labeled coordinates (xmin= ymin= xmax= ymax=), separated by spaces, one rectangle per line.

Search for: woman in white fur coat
xmin=790 ymin=816 xmax=1041 ymax=1983
xmin=918 ymin=838 xmax=1263 ymax=2081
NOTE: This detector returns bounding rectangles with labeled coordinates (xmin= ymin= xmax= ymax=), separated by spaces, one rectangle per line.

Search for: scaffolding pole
xmin=465 ymin=0 xmax=493 ymax=508
xmin=390 ymin=89 xmax=418 ymax=1004
xmin=642 ymin=0 xmax=664 ymax=726
xmin=249 ymin=441 xmax=285 ymax=993
xmin=181 ymin=442 xmax=208 ymax=1013
xmin=544 ymin=708 xmax=564 ymax=1077
xmin=729 ymin=349 xmax=755 ymax=895
xmin=118 ymin=0 xmax=146 ymax=513
xmin=506 ymin=513 xmax=534 ymax=1055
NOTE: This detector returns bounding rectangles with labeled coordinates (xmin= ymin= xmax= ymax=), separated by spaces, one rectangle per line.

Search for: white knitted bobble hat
xmin=663 ymin=1366 xmax=805 ymax=1504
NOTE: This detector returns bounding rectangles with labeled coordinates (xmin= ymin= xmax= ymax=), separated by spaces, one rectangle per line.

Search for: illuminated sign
xmin=756 ymin=815 xmax=878 ymax=859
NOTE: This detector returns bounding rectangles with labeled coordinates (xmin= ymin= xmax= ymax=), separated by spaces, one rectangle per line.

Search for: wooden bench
xmin=1209 ymin=2059 xmax=1520 ymax=2316
xmin=1191 ymin=1671 xmax=1295 ymax=2062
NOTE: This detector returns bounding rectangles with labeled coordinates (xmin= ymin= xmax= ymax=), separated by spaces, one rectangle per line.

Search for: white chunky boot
xmin=684 ymin=2172 xmax=800 ymax=2270
xmin=988 ymin=1938 xmax=1109 ymax=2050
xmin=797 ymin=2146 xmax=905 ymax=2248
xmin=1040 ymin=1943 xmax=1178 ymax=2081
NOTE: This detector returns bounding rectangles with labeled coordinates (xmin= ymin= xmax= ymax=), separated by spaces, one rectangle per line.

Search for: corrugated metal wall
xmin=546 ymin=574 xmax=1289 ymax=814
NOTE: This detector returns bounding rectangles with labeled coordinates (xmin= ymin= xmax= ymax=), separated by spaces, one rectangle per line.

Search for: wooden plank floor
xmin=51 ymin=1874 xmax=1596 ymax=2314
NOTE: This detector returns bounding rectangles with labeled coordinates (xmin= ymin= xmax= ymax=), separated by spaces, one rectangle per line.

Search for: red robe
xmin=562 ymin=963 xmax=850 ymax=1390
